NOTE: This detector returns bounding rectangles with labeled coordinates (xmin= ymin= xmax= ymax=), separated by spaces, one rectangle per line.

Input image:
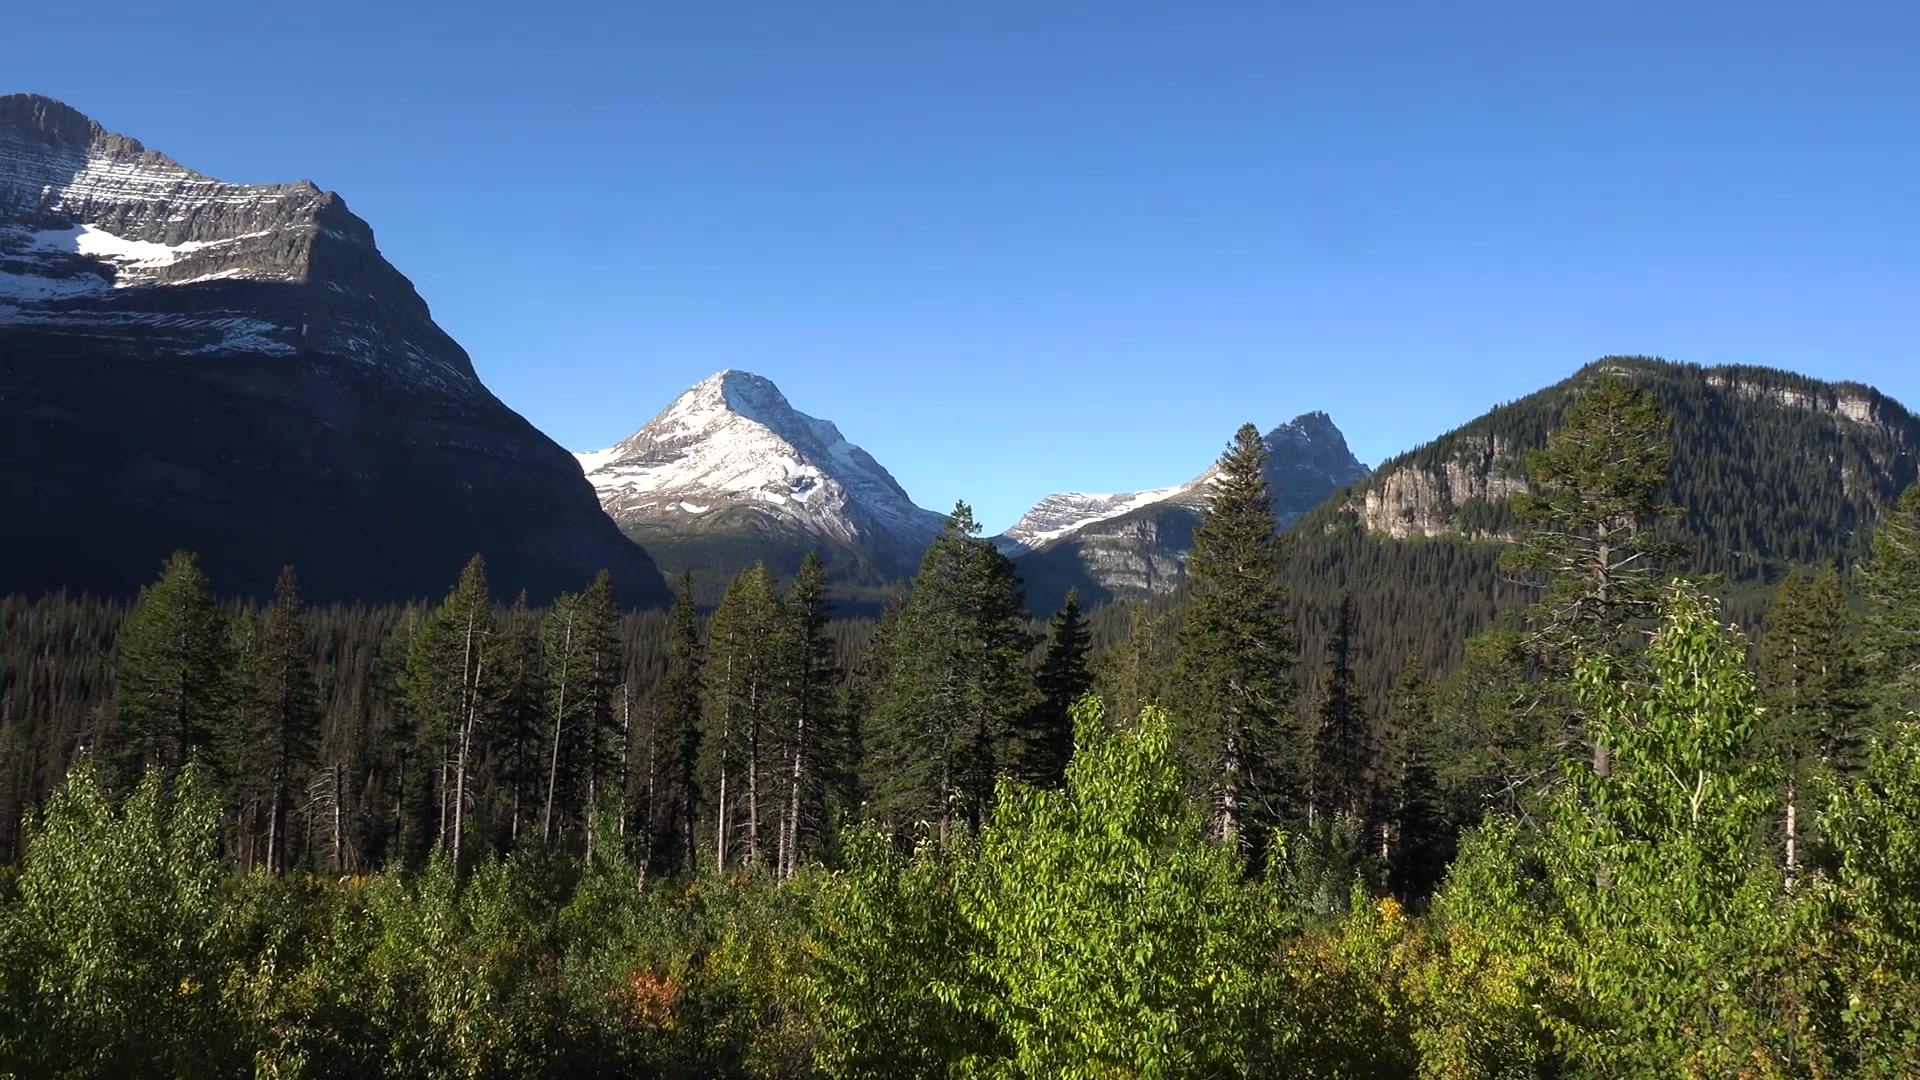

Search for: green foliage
xmin=957 ymin=699 xmax=1293 ymax=1076
xmin=0 ymin=762 xmax=239 ymax=1077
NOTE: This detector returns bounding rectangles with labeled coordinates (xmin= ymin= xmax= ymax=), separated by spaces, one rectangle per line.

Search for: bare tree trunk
xmin=715 ymin=764 xmax=729 ymax=871
xmin=451 ymin=616 xmax=484 ymax=874
xmin=544 ymin=618 xmax=574 ymax=847
xmin=1785 ymin=775 xmax=1799 ymax=894
xmin=784 ymin=703 xmax=807 ymax=879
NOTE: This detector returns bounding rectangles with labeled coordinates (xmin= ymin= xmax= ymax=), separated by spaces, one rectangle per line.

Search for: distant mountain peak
xmin=577 ymin=371 xmax=944 ymax=584
xmin=1000 ymin=412 xmax=1371 ymax=556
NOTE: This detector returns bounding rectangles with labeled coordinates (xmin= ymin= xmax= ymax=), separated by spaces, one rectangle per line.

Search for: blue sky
xmin=13 ymin=2 xmax=1918 ymax=532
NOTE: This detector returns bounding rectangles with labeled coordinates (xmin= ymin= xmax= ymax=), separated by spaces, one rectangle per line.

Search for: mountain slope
xmin=578 ymin=370 xmax=947 ymax=592
xmin=0 ymin=93 xmax=669 ymax=606
xmin=1280 ymin=356 xmax=1920 ymax=701
xmin=1014 ymin=411 xmax=1371 ymax=610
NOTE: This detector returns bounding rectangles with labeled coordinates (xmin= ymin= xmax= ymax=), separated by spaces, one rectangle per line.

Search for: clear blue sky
xmin=13 ymin=2 xmax=1918 ymax=532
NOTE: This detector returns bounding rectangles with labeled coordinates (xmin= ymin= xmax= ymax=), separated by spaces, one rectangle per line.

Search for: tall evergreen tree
xmin=1859 ymin=484 xmax=1920 ymax=726
xmin=537 ymin=572 xmax=620 ymax=853
xmin=645 ymin=573 xmax=704 ymax=877
xmin=1376 ymin=657 xmax=1447 ymax=901
xmin=1026 ymin=588 xmax=1093 ymax=789
xmin=1502 ymin=374 xmax=1684 ymax=778
xmin=778 ymin=551 xmax=839 ymax=876
xmin=1171 ymin=425 xmax=1298 ymax=848
xmin=490 ymin=592 xmax=544 ymax=850
xmin=867 ymin=502 xmax=1034 ymax=846
xmin=1757 ymin=564 xmax=1867 ymax=886
xmin=1310 ymin=592 xmax=1369 ymax=824
xmin=700 ymin=563 xmax=787 ymax=869
xmin=401 ymin=556 xmax=495 ymax=873
xmin=245 ymin=567 xmax=320 ymax=874
xmin=111 ymin=551 xmax=232 ymax=786
xmin=576 ymin=570 xmax=623 ymax=860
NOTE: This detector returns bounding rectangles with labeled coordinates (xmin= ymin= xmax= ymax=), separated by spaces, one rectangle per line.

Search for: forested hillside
xmin=4 ymin=372 xmax=1920 ymax=1076
xmin=1275 ymin=356 xmax=1920 ymax=702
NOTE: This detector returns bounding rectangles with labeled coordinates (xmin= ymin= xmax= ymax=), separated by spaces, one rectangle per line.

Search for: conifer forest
xmin=8 ymin=375 xmax=1920 ymax=1078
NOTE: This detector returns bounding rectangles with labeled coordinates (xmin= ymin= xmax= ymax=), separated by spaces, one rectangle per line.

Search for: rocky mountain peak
xmin=577 ymin=371 xmax=945 ymax=583
xmin=0 ymin=93 xmax=475 ymax=396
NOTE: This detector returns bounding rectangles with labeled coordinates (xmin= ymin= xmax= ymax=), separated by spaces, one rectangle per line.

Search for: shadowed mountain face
xmin=0 ymin=93 xmax=669 ymax=606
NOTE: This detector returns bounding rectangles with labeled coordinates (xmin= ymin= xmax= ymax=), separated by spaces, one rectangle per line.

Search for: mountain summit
xmin=578 ymin=371 xmax=947 ymax=590
xmin=0 ymin=93 xmax=669 ymax=605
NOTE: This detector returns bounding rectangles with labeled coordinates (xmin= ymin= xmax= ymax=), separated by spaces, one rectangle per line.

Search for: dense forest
xmin=4 ymin=373 xmax=1920 ymax=1077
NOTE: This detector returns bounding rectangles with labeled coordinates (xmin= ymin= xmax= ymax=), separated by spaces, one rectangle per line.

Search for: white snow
xmin=1000 ymin=484 xmax=1191 ymax=551
xmin=678 ymin=502 xmax=709 ymax=514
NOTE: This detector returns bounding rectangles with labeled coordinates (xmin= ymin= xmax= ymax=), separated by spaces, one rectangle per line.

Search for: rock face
xmin=0 ymin=93 xmax=669 ymax=606
xmin=577 ymin=370 xmax=948 ymax=589
xmin=1011 ymin=412 xmax=1371 ymax=610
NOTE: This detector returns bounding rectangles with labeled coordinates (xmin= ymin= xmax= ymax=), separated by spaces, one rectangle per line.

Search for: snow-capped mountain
xmin=1010 ymin=412 xmax=1372 ymax=610
xmin=997 ymin=487 xmax=1187 ymax=554
xmin=0 ymin=93 xmax=668 ymax=606
xmin=578 ymin=371 xmax=948 ymax=587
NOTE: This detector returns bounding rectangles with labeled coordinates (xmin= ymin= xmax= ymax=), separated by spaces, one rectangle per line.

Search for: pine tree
xmin=1172 ymin=425 xmax=1298 ymax=848
xmin=867 ymin=502 xmax=1035 ymax=846
xmin=645 ymin=573 xmax=703 ymax=877
xmin=701 ymin=563 xmax=787 ymax=869
xmin=576 ymin=570 xmax=623 ymax=861
xmin=1859 ymin=484 xmax=1920 ymax=727
xmin=1026 ymin=588 xmax=1093 ymax=789
xmin=1310 ymin=593 xmax=1369 ymax=825
xmin=538 ymin=572 xmax=620 ymax=853
xmin=1502 ymin=374 xmax=1684 ymax=778
xmin=778 ymin=551 xmax=839 ymax=876
xmin=1376 ymin=657 xmax=1446 ymax=901
xmin=1757 ymin=564 xmax=1867 ymax=887
xmin=247 ymin=567 xmax=320 ymax=874
xmin=111 ymin=551 xmax=232 ymax=786
xmin=401 ymin=556 xmax=495 ymax=872
xmin=490 ymin=592 xmax=544 ymax=849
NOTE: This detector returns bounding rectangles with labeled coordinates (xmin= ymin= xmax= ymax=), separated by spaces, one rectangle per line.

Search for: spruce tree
xmin=401 ymin=555 xmax=495 ymax=872
xmin=1758 ymin=564 xmax=1867 ymax=886
xmin=867 ymin=502 xmax=1034 ymax=846
xmin=1502 ymin=374 xmax=1684 ymax=778
xmin=1503 ymin=374 xmax=1685 ymax=654
xmin=490 ymin=591 xmax=544 ymax=849
xmin=247 ymin=567 xmax=320 ymax=873
xmin=111 ymin=551 xmax=232 ymax=785
xmin=1310 ymin=592 xmax=1369 ymax=824
xmin=1376 ymin=657 xmax=1446 ymax=901
xmin=1026 ymin=588 xmax=1093 ymax=789
xmin=538 ymin=572 xmax=620 ymax=853
xmin=645 ymin=572 xmax=704 ymax=877
xmin=778 ymin=551 xmax=839 ymax=876
xmin=576 ymin=570 xmax=623 ymax=860
xmin=700 ymin=563 xmax=787 ymax=869
xmin=1859 ymin=484 xmax=1920 ymax=726
xmin=1171 ymin=425 xmax=1298 ymax=848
